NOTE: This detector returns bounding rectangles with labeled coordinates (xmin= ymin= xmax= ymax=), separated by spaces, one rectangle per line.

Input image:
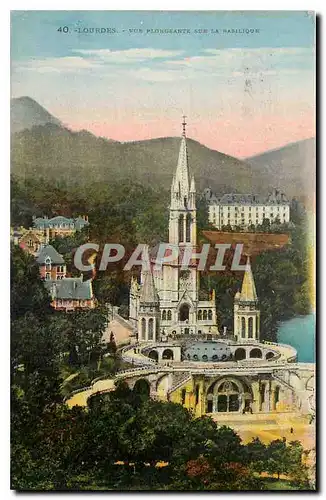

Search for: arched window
xmin=162 ymin=310 xmax=166 ymax=321
xmin=208 ymin=310 xmax=213 ymax=320
xmin=198 ymin=310 xmax=202 ymax=320
xmin=148 ymin=318 xmax=154 ymax=340
xmin=266 ymin=351 xmax=274 ymax=360
xmin=162 ymin=349 xmax=174 ymax=360
xmin=234 ymin=348 xmax=246 ymax=361
xmin=203 ymin=310 xmax=208 ymax=320
xmin=241 ymin=317 xmax=246 ymax=337
xmin=148 ymin=350 xmax=158 ymax=361
xmin=186 ymin=213 xmax=191 ymax=242
xmin=178 ymin=214 xmax=184 ymax=243
xmin=248 ymin=317 xmax=253 ymax=338
xmin=167 ymin=310 xmax=172 ymax=321
xmin=250 ymin=348 xmax=262 ymax=359
xmin=141 ymin=318 xmax=146 ymax=340
xmin=206 ymin=379 xmax=243 ymax=413
xmin=179 ymin=304 xmax=190 ymax=321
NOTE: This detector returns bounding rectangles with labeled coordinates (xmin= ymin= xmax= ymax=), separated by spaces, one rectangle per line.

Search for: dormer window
xmin=45 ymin=256 xmax=52 ymax=271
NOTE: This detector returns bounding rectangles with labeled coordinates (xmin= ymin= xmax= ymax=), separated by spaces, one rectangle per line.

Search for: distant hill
xmin=246 ymin=138 xmax=316 ymax=205
xmin=11 ymin=123 xmax=259 ymax=195
xmin=11 ymin=96 xmax=62 ymax=134
xmin=11 ymin=97 xmax=315 ymax=201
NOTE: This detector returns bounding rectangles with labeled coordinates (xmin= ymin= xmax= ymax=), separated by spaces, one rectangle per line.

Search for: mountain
xmin=10 ymin=98 xmax=315 ymax=201
xmin=11 ymin=123 xmax=259 ymax=195
xmin=11 ymin=96 xmax=62 ymax=134
xmin=246 ymin=138 xmax=316 ymax=206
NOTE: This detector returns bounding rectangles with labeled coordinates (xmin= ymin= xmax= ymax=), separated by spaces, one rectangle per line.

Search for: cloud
xmin=13 ymin=56 xmax=100 ymax=73
xmin=165 ymin=47 xmax=314 ymax=77
xmin=13 ymin=46 xmax=314 ymax=84
xmin=73 ymin=48 xmax=184 ymax=63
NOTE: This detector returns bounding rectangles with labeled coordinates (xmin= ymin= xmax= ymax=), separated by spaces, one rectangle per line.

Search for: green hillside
xmin=11 ymin=123 xmax=258 ymax=194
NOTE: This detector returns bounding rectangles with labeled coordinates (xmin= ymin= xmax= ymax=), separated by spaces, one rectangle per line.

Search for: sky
xmin=11 ymin=11 xmax=315 ymax=158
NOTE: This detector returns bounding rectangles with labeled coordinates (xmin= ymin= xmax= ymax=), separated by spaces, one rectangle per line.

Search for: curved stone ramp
xmin=66 ymin=378 xmax=115 ymax=408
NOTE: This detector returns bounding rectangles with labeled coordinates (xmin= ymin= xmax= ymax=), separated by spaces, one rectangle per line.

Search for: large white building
xmin=129 ymin=123 xmax=218 ymax=339
xmin=204 ymin=189 xmax=290 ymax=230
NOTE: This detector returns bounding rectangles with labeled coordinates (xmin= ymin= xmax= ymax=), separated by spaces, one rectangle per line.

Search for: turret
xmin=234 ymin=256 xmax=260 ymax=341
xmin=138 ymin=267 xmax=160 ymax=342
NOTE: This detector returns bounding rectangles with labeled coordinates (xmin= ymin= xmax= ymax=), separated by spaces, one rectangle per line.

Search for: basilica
xmin=129 ymin=121 xmax=260 ymax=342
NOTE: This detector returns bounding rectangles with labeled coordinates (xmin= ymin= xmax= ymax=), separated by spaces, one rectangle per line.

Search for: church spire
xmin=182 ymin=115 xmax=187 ymax=137
xmin=174 ymin=117 xmax=190 ymax=199
xmin=239 ymin=256 xmax=257 ymax=301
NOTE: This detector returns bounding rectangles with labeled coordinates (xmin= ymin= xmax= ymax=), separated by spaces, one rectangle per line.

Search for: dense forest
xmin=11 ymin=174 xmax=311 ymax=342
xmin=11 ymin=245 xmax=314 ymax=490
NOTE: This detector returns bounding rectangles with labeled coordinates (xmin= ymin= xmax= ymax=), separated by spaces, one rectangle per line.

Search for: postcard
xmin=10 ymin=10 xmax=316 ymax=491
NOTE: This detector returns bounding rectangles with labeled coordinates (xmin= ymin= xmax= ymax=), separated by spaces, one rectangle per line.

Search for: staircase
xmin=168 ymin=372 xmax=192 ymax=395
xmin=273 ymin=371 xmax=295 ymax=392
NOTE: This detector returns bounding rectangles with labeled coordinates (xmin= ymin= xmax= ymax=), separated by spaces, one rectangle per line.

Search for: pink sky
xmin=67 ymin=110 xmax=315 ymax=158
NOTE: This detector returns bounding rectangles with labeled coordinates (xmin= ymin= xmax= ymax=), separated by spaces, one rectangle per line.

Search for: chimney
xmin=45 ymin=227 xmax=50 ymax=244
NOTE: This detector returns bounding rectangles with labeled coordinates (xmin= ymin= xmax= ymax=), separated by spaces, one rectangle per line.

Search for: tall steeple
xmin=174 ymin=115 xmax=190 ymax=201
xmin=169 ymin=117 xmax=197 ymax=245
xmin=234 ymin=256 xmax=260 ymax=341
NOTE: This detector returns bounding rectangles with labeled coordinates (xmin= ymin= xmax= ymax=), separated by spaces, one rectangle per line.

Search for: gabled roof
xmin=36 ymin=245 xmax=65 ymax=265
xmin=44 ymin=277 xmax=93 ymax=300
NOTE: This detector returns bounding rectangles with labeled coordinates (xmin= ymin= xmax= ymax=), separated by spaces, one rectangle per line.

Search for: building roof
xmin=33 ymin=215 xmax=89 ymax=229
xmin=44 ymin=277 xmax=93 ymax=300
xmin=140 ymin=270 xmax=159 ymax=304
xmin=36 ymin=245 xmax=65 ymax=265
xmin=207 ymin=190 xmax=289 ymax=206
xmin=238 ymin=256 xmax=257 ymax=302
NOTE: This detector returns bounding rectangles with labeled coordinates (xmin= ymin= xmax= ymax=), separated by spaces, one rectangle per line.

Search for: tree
xmin=266 ymin=439 xmax=289 ymax=479
xmin=245 ymin=437 xmax=267 ymax=473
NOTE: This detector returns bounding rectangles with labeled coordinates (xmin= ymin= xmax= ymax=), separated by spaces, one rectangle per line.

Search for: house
xmin=36 ymin=245 xmax=66 ymax=281
xmin=11 ymin=227 xmax=46 ymax=256
xmin=32 ymin=215 xmax=89 ymax=239
xmin=44 ymin=277 xmax=95 ymax=311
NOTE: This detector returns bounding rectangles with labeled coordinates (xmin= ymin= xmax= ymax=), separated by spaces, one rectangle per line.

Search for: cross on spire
xmin=182 ymin=115 xmax=187 ymax=137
